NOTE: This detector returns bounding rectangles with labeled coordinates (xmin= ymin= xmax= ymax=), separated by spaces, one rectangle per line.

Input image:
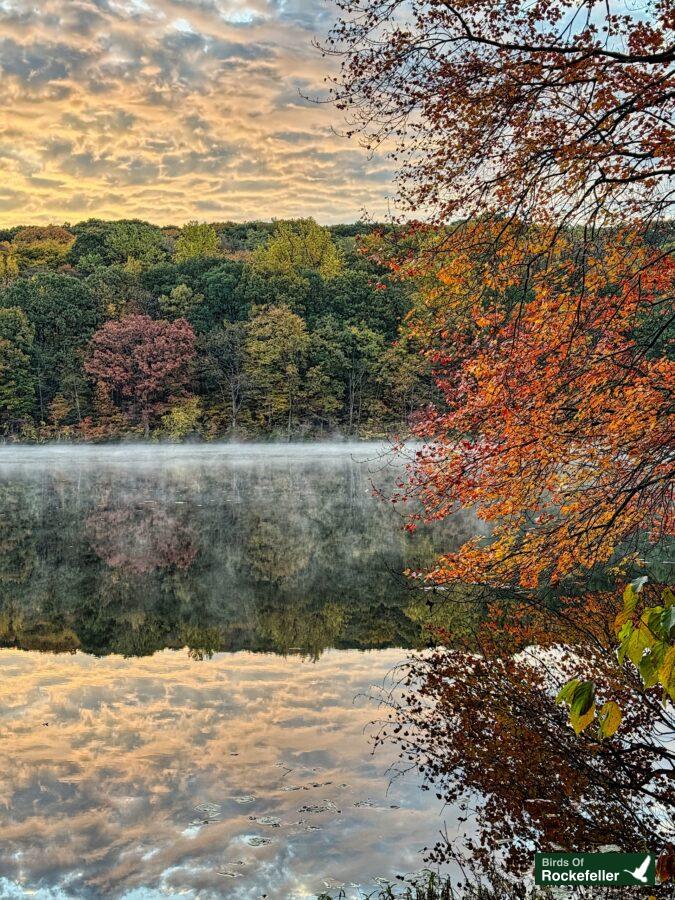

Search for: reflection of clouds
xmin=0 ymin=648 xmax=447 ymax=898
xmin=0 ymin=0 xmax=395 ymax=224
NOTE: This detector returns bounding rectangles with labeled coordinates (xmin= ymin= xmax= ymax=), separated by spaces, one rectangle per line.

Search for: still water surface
xmin=0 ymin=444 xmax=476 ymax=899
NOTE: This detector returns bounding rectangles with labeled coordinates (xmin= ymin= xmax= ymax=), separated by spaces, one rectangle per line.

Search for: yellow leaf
xmin=571 ymin=703 xmax=596 ymax=735
xmin=598 ymin=701 xmax=622 ymax=739
xmin=658 ymin=646 xmax=675 ymax=701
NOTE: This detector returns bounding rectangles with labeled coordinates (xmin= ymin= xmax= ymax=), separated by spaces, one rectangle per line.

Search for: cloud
xmin=0 ymin=647 xmax=446 ymax=898
xmin=0 ymin=0 xmax=393 ymax=225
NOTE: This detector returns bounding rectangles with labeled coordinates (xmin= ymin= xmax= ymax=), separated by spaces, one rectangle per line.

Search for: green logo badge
xmin=535 ymin=852 xmax=656 ymax=886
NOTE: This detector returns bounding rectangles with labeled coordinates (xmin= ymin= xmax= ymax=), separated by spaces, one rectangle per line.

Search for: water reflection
xmin=0 ymin=647 xmax=457 ymax=899
xmin=0 ymin=445 xmax=483 ymax=898
xmin=0 ymin=444 xmax=480 ymax=658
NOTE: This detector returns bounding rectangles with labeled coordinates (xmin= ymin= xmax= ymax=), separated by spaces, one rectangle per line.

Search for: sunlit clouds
xmin=0 ymin=0 xmax=395 ymax=225
xmin=0 ymin=648 xmax=444 ymax=897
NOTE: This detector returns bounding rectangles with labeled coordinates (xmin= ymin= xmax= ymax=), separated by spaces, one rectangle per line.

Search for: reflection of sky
xmin=0 ymin=647 xmax=455 ymax=899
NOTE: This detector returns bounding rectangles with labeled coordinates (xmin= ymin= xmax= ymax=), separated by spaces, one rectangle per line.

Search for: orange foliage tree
xmin=327 ymin=0 xmax=674 ymax=227
xmin=395 ymin=224 xmax=674 ymax=591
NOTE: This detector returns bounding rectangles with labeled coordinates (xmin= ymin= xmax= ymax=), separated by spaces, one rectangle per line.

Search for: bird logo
xmin=623 ymin=855 xmax=651 ymax=883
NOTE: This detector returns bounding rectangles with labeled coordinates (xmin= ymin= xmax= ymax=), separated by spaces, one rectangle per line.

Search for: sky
xmin=0 ymin=0 xmax=396 ymax=227
xmin=0 ymin=647 xmax=445 ymax=897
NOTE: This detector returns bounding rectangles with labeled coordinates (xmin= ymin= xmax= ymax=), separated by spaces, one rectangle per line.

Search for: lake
xmin=0 ymin=444 xmax=478 ymax=899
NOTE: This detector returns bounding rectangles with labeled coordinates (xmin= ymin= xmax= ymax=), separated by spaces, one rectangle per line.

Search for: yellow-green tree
xmin=0 ymin=243 xmax=19 ymax=286
xmin=245 ymin=305 xmax=309 ymax=437
xmin=174 ymin=221 xmax=220 ymax=263
xmin=252 ymin=218 xmax=343 ymax=278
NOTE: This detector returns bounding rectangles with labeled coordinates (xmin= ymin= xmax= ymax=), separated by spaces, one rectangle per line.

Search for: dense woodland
xmin=0 ymin=217 xmax=428 ymax=441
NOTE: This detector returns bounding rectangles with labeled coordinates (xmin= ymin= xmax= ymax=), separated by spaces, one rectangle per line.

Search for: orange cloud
xmin=0 ymin=0 xmax=395 ymax=225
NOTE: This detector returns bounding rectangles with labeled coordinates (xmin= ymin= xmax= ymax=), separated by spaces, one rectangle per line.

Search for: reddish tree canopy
xmin=396 ymin=224 xmax=674 ymax=590
xmin=327 ymin=0 xmax=674 ymax=226
xmin=84 ymin=314 xmax=195 ymax=434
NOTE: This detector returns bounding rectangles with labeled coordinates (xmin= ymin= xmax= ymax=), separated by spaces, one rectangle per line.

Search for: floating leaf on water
xmin=233 ymin=795 xmax=256 ymax=804
xmin=353 ymin=798 xmax=375 ymax=808
xmin=254 ymin=815 xmax=281 ymax=827
xmin=244 ymin=835 xmax=273 ymax=847
xmin=194 ymin=802 xmax=221 ymax=818
xmin=218 ymin=871 xmax=244 ymax=878
xmin=298 ymin=799 xmax=339 ymax=814
xmin=280 ymin=785 xmax=302 ymax=792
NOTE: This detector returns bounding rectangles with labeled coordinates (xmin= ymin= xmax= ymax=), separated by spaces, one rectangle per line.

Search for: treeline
xmin=0 ymin=218 xmax=429 ymax=441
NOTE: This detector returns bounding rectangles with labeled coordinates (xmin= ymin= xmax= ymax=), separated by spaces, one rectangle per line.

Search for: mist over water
xmin=0 ymin=443 xmax=476 ymax=898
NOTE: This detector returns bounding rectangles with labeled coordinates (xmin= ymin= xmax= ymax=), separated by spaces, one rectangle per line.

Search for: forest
xmin=0 ymin=217 xmax=427 ymax=441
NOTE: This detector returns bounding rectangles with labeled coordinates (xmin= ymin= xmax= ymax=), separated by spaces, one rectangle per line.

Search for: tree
xmin=245 ymin=305 xmax=309 ymax=436
xmin=0 ymin=307 xmax=35 ymax=430
xmin=252 ymin=218 xmax=343 ymax=278
xmin=11 ymin=226 xmax=75 ymax=270
xmin=324 ymin=269 xmax=409 ymax=338
xmin=194 ymin=259 xmax=247 ymax=329
xmin=160 ymin=396 xmax=202 ymax=440
xmin=0 ymin=242 xmax=19 ymax=286
xmin=104 ymin=220 xmax=168 ymax=268
xmin=198 ymin=323 xmax=249 ymax=429
xmin=84 ymin=315 xmax=196 ymax=436
xmin=158 ymin=284 xmax=204 ymax=320
xmin=174 ymin=221 xmax=220 ymax=263
xmin=0 ymin=273 xmax=101 ymax=418
xmin=397 ymin=225 xmax=673 ymax=591
xmin=327 ymin=0 xmax=674 ymax=227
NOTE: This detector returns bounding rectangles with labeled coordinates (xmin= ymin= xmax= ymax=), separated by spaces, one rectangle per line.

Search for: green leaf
xmin=642 ymin=606 xmax=666 ymax=642
xmin=623 ymin=624 xmax=652 ymax=667
xmin=661 ymin=607 xmax=675 ymax=639
xmin=555 ymin=678 xmax=580 ymax=706
xmin=662 ymin=587 xmax=675 ymax=608
xmin=597 ymin=701 xmax=622 ymax=739
xmin=639 ymin=642 xmax=666 ymax=689
xmin=569 ymin=681 xmax=596 ymax=734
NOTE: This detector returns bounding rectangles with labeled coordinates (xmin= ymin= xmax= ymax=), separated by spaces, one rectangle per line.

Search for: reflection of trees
xmin=258 ymin=601 xmax=345 ymax=660
xmin=377 ymin=599 xmax=673 ymax=879
xmin=0 ymin=483 xmax=36 ymax=586
xmin=0 ymin=457 xmax=481 ymax=657
xmin=244 ymin=517 xmax=311 ymax=583
xmin=86 ymin=489 xmax=197 ymax=574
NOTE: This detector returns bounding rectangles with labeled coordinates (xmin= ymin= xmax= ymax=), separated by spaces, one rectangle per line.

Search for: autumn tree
xmin=174 ymin=221 xmax=220 ymax=263
xmin=84 ymin=315 xmax=196 ymax=436
xmin=245 ymin=305 xmax=309 ymax=436
xmin=396 ymin=225 xmax=673 ymax=591
xmin=252 ymin=218 xmax=343 ymax=278
xmin=326 ymin=0 xmax=674 ymax=228
xmin=325 ymin=0 xmax=674 ymax=588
